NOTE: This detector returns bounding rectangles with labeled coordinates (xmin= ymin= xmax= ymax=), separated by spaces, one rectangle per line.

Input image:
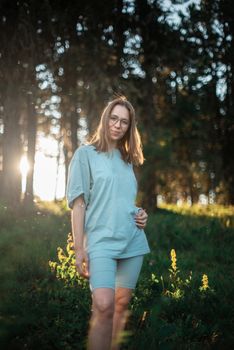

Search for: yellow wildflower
xmin=65 ymin=233 xmax=74 ymax=256
xmin=57 ymin=247 xmax=66 ymax=262
xmin=201 ymin=274 xmax=209 ymax=290
xmin=66 ymin=241 xmax=74 ymax=255
xmin=171 ymin=249 xmax=177 ymax=271
xmin=67 ymin=232 xmax=73 ymax=243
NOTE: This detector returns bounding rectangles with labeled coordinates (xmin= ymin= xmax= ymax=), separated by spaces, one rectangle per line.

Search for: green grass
xmin=0 ymin=200 xmax=72 ymax=348
xmin=0 ymin=202 xmax=69 ymax=293
xmin=0 ymin=202 xmax=233 ymax=349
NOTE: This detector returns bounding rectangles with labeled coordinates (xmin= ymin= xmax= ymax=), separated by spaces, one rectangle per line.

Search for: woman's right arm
xmin=71 ymin=195 xmax=89 ymax=279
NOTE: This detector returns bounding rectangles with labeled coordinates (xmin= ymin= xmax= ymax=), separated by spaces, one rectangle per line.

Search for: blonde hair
xmin=87 ymin=97 xmax=145 ymax=166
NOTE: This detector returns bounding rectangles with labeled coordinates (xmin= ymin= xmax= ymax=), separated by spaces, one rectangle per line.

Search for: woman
xmin=66 ymin=97 xmax=150 ymax=350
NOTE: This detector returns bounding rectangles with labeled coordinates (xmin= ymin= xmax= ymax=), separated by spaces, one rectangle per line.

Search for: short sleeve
xmin=66 ymin=146 xmax=91 ymax=209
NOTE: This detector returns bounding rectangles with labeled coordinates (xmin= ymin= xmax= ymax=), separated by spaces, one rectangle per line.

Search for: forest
xmin=0 ymin=0 xmax=233 ymax=211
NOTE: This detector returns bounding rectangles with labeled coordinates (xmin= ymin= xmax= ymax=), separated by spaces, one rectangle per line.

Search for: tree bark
xmin=23 ymin=91 xmax=37 ymax=208
xmin=2 ymin=83 xmax=22 ymax=208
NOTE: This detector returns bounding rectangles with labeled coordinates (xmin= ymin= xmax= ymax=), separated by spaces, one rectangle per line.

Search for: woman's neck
xmin=108 ymin=141 xmax=118 ymax=151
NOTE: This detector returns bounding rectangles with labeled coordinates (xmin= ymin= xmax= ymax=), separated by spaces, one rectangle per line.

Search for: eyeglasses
xmin=108 ymin=115 xmax=130 ymax=128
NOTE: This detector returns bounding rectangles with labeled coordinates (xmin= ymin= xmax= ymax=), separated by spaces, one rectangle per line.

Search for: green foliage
xmin=1 ymin=203 xmax=234 ymax=349
xmin=126 ymin=204 xmax=234 ymax=349
xmin=128 ymin=249 xmax=219 ymax=350
xmin=160 ymin=203 xmax=234 ymax=227
xmin=1 ymin=275 xmax=91 ymax=350
xmin=49 ymin=232 xmax=90 ymax=290
xmin=0 ymin=204 xmax=91 ymax=350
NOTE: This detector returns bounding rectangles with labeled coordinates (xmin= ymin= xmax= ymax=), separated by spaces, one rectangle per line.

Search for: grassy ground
xmin=0 ymin=201 xmax=233 ymax=349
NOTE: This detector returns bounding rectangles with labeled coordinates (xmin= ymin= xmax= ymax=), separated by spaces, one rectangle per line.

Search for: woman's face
xmin=107 ymin=104 xmax=130 ymax=144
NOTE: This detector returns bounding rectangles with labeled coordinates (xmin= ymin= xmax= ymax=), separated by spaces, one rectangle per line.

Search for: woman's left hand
xmin=134 ymin=208 xmax=148 ymax=229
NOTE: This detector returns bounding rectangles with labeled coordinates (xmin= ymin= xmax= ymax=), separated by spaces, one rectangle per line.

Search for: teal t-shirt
xmin=66 ymin=144 xmax=150 ymax=260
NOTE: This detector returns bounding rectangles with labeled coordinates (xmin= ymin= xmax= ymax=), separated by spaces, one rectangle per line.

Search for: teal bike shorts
xmin=89 ymin=255 xmax=144 ymax=291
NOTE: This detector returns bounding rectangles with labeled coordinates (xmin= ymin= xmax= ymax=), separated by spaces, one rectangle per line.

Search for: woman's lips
xmin=111 ymin=131 xmax=120 ymax=136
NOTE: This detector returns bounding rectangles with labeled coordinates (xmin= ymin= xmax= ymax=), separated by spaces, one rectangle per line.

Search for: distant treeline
xmin=0 ymin=0 xmax=233 ymax=210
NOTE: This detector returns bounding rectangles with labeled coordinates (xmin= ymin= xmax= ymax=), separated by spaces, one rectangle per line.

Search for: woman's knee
xmin=115 ymin=289 xmax=132 ymax=313
xmin=92 ymin=288 xmax=115 ymax=318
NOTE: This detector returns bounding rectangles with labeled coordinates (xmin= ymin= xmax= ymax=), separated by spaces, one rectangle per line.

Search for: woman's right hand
xmin=74 ymin=249 xmax=89 ymax=279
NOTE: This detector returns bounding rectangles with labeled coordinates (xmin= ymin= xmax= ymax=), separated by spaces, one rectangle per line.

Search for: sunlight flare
xmin=20 ymin=155 xmax=30 ymax=194
xmin=19 ymin=155 xmax=30 ymax=176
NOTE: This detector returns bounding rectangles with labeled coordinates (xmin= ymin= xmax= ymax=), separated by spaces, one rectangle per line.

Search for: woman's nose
xmin=115 ymin=120 xmax=121 ymax=128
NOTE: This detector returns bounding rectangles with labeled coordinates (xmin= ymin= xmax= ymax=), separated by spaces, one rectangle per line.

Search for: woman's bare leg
xmin=111 ymin=288 xmax=133 ymax=350
xmin=87 ymin=288 xmax=115 ymax=350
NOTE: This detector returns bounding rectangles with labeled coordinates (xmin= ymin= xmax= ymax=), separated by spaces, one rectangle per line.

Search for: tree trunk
xmin=70 ymin=107 xmax=78 ymax=154
xmin=138 ymin=75 xmax=158 ymax=213
xmin=63 ymin=144 xmax=69 ymax=198
xmin=2 ymin=84 xmax=22 ymax=208
xmin=222 ymin=101 xmax=234 ymax=203
xmin=23 ymin=91 xmax=37 ymax=208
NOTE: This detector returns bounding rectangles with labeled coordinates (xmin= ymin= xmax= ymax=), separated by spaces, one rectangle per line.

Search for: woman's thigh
xmin=89 ymin=257 xmax=117 ymax=292
xmin=89 ymin=255 xmax=144 ymax=292
xmin=115 ymin=255 xmax=144 ymax=289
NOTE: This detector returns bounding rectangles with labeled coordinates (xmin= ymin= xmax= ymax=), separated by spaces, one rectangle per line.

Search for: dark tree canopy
xmin=0 ymin=0 xmax=233 ymax=211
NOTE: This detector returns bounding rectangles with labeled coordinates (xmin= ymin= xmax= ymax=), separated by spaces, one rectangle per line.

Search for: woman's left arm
xmin=134 ymin=208 xmax=148 ymax=229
